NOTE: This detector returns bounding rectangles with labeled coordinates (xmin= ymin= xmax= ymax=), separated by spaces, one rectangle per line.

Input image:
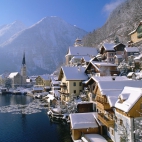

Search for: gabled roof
xmin=128 ymin=21 xmax=142 ymax=35
xmin=102 ymin=43 xmax=115 ymax=51
xmin=58 ymin=66 xmax=88 ymax=81
xmin=89 ymin=76 xmax=129 ymax=83
xmin=82 ymin=56 xmax=92 ymax=62
xmin=91 ymin=61 xmax=117 ymax=67
xmin=85 ymin=61 xmax=117 ymax=73
xmin=113 ymin=43 xmax=126 ymax=48
xmin=97 ymin=80 xmax=142 ymax=96
xmin=70 ymin=112 xmax=99 ymax=129
xmin=124 ymin=47 xmax=139 ymax=52
xmin=115 ymin=86 xmax=142 ymax=112
xmin=8 ymin=72 xmax=19 ymax=78
xmin=66 ymin=46 xmax=98 ymax=57
xmin=40 ymin=74 xmax=50 ymax=80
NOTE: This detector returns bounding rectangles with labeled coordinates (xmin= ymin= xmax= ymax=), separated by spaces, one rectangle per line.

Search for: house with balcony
xmin=100 ymin=43 xmax=126 ymax=64
xmin=84 ymin=76 xmax=129 ymax=102
xmin=58 ymin=66 xmax=88 ymax=104
xmin=93 ymin=79 xmax=142 ymax=141
xmin=85 ymin=61 xmax=118 ymax=76
xmin=114 ymin=86 xmax=142 ymax=142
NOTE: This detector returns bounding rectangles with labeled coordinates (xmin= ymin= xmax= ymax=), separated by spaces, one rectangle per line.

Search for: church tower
xmin=21 ymin=52 xmax=27 ymax=86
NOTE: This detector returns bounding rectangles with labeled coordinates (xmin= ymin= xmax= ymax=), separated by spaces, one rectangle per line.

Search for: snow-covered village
xmin=0 ymin=0 xmax=142 ymax=142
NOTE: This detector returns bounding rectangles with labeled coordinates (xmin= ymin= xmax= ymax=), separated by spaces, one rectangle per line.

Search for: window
xmin=74 ymin=90 xmax=76 ymax=93
xmin=140 ymin=103 xmax=142 ymax=110
xmin=79 ymin=82 xmax=82 ymax=86
xmin=73 ymin=82 xmax=76 ymax=86
xmin=111 ymin=129 xmax=114 ymax=136
xmin=120 ymin=119 xmax=123 ymax=126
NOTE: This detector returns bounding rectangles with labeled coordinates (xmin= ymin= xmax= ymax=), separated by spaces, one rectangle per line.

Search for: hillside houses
xmin=55 ymin=38 xmax=142 ymax=142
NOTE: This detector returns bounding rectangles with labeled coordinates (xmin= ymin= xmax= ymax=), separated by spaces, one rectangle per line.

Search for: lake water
xmin=0 ymin=94 xmax=72 ymax=142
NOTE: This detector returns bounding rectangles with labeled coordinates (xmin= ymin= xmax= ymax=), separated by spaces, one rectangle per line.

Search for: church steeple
xmin=22 ymin=52 xmax=26 ymax=65
xmin=21 ymin=52 xmax=27 ymax=86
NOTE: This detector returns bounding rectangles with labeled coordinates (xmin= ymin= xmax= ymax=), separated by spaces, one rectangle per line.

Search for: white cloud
xmin=103 ymin=0 xmax=125 ymax=14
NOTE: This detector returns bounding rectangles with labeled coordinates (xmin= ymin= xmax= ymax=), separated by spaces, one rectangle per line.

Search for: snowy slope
xmin=83 ymin=0 xmax=142 ymax=47
xmin=0 ymin=21 xmax=26 ymax=45
xmin=0 ymin=17 xmax=87 ymax=75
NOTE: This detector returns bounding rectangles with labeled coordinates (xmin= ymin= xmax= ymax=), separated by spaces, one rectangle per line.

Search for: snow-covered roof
xmin=83 ymin=134 xmax=107 ymax=142
xmin=91 ymin=76 xmax=129 ymax=82
xmin=127 ymin=72 xmax=135 ymax=77
xmin=91 ymin=61 xmax=117 ymax=67
xmin=82 ymin=56 xmax=92 ymax=62
xmin=124 ymin=47 xmax=139 ymax=52
xmin=98 ymin=80 xmax=142 ymax=96
xmin=113 ymin=43 xmax=125 ymax=48
xmin=102 ymin=43 xmax=115 ymax=51
xmin=66 ymin=46 xmax=98 ymax=56
xmin=51 ymin=81 xmax=60 ymax=85
xmin=8 ymin=72 xmax=19 ymax=78
xmin=61 ymin=66 xmax=88 ymax=81
xmin=47 ymin=94 xmax=56 ymax=102
xmin=107 ymin=95 xmax=119 ymax=107
xmin=70 ymin=112 xmax=99 ymax=129
xmin=134 ymin=54 xmax=142 ymax=60
xmin=40 ymin=74 xmax=50 ymax=80
xmin=115 ymin=86 xmax=142 ymax=112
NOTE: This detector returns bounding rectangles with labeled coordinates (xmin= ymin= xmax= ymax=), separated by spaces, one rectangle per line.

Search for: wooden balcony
xmin=98 ymin=113 xmax=115 ymax=128
xmin=96 ymin=101 xmax=111 ymax=110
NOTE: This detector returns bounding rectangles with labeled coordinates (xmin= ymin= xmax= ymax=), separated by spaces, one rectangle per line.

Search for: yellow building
xmin=58 ymin=66 xmax=88 ymax=103
xmin=35 ymin=75 xmax=50 ymax=87
xmin=129 ymin=21 xmax=142 ymax=44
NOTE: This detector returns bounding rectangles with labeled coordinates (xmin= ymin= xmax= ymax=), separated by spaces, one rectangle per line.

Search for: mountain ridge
xmin=83 ymin=0 xmax=142 ymax=48
xmin=0 ymin=16 xmax=88 ymax=75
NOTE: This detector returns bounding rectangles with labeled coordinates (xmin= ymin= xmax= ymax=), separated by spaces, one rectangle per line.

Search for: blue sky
xmin=0 ymin=0 xmax=125 ymax=32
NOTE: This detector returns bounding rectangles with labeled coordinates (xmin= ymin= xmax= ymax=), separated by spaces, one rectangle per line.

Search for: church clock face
xmin=137 ymin=24 xmax=142 ymax=39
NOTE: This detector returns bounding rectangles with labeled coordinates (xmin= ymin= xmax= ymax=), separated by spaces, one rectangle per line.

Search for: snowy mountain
xmin=83 ymin=0 xmax=142 ymax=47
xmin=0 ymin=17 xmax=87 ymax=75
xmin=0 ymin=21 xmax=26 ymax=45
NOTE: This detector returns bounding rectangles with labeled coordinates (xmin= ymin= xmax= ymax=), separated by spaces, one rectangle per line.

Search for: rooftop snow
xmin=83 ymin=134 xmax=107 ymax=142
xmin=98 ymin=80 xmax=142 ymax=96
xmin=115 ymin=86 xmax=142 ymax=112
xmin=91 ymin=61 xmax=117 ymax=67
xmin=125 ymin=47 xmax=139 ymax=52
xmin=70 ymin=112 xmax=99 ymax=129
xmin=91 ymin=76 xmax=129 ymax=82
xmin=66 ymin=46 xmax=98 ymax=56
xmin=40 ymin=74 xmax=50 ymax=80
xmin=8 ymin=72 xmax=19 ymax=78
xmin=61 ymin=66 xmax=88 ymax=80
xmin=102 ymin=43 xmax=115 ymax=51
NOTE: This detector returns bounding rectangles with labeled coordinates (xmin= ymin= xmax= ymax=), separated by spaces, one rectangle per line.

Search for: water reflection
xmin=0 ymin=95 xmax=48 ymax=114
xmin=0 ymin=94 xmax=73 ymax=142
